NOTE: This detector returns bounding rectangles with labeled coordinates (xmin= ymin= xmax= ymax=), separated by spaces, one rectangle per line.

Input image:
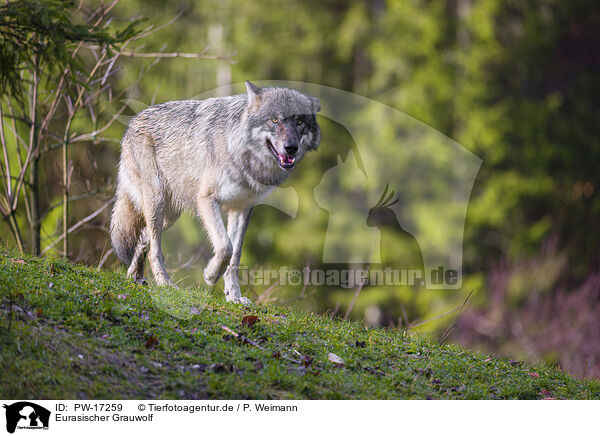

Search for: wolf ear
xmin=245 ymin=81 xmax=262 ymax=109
xmin=309 ymin=96 xmax=321 ymax=113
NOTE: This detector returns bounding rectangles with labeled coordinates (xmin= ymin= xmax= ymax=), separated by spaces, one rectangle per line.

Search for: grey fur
xmin=110 ymin=82 xmax=321 ymax=304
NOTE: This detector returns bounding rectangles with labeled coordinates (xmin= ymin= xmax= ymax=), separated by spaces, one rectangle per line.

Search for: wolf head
xmin=244 ymin=81 xmax=320 ymax=173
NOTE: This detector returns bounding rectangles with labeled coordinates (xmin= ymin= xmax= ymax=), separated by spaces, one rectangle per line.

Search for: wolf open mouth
xmin=266 ymin=139 xmax=296 ymax=170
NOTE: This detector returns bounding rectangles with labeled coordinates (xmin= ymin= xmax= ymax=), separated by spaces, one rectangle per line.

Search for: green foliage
xmin=0 ymin=0 xmax=142 ymax=101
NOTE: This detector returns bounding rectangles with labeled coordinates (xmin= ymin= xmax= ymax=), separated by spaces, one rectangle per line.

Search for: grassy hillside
xmin=0 ymin=249 xmax=598 ymax=399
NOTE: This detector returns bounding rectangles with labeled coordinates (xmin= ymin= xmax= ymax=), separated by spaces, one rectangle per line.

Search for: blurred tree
xmin=0 ymin=0 xmax=141 ymax=254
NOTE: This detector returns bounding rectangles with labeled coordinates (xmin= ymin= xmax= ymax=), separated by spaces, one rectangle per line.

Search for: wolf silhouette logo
xmin=3 ymin=402 xmax=50 ymax=434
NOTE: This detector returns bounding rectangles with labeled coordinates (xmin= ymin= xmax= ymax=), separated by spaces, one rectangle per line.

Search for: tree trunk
xmin=7 ymin=213 xmax=25 ymax=253
xmin=29 ymin=155 xmax=40 ymax=255
xmin=62 ymin=120 xmax=71 ymax=259
xmin=28 ymin=55 xmax=41 ymax=256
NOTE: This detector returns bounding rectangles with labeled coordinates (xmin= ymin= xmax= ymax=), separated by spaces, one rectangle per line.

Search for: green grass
xmin=0 ymin=249 xmax=598 ymax=400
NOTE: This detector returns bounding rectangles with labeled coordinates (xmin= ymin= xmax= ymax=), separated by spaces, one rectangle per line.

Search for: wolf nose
xmin=285 ymin=144 xmax=298 ymax=155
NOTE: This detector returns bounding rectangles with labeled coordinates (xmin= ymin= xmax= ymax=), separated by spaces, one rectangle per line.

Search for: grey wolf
xmin=110 ymin=82 xmax=321 ymax=304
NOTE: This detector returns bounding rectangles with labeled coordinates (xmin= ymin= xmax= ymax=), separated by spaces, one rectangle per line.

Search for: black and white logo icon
xmin=3 ymin=402 xmax=50 ymax=434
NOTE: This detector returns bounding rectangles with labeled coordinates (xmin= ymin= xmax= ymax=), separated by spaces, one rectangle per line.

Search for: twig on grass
xmin=219 ymin=325 xmax=304 ymax=366
xmin=220 ymin=324 xmax=264 ymax=350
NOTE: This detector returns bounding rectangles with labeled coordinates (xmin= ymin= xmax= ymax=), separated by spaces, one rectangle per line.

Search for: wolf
xmin=110 ymin=82 xmax=321 ymax=304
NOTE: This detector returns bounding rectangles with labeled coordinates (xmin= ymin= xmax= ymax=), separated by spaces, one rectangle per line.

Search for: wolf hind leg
xmin=127 ymin=228 xmax=149 ymax=281
xmin=138 ymin=177 xmax=175 ymax=288
xmin=110 ymin=192 xmax=144 ymax=266
xmin=129 ymin=202 xmax=180 ymax=284
xmin=144 ymin=205 xmax=174 ymax=286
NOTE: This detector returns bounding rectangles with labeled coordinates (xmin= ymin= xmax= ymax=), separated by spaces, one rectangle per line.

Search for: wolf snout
xmin=284 ymin=143 xmax=299 ymax=155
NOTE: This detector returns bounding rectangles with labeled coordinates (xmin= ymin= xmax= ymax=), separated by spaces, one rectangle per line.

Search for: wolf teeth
xmin=279 ymin=155 xmax=295 ymax=166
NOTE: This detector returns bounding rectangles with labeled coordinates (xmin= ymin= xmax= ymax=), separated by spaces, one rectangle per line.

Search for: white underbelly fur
xmin=217 ymin=176 xmax=274 ymax=211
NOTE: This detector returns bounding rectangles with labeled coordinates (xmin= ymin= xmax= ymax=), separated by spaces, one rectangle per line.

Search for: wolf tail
xmin=110 ymin=192 xmax=143 ymax=265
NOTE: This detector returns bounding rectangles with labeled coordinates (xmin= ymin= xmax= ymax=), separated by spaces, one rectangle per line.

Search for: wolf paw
xmin=134 ymin=277 xmax=148 ymax=286
xmin=203 ymin=268 xmax=218 ymax=286
xmin=228 ymin=296 xmax=252 ymax=305
xmin=204 ymin=257 xmax=227 ymax=286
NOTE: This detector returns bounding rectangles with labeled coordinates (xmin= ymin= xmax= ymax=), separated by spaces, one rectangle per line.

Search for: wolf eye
xmin=271 ymin=117 xmax=279 ymax=123
xmin=297 ymin=119 xmax=303 ymax=125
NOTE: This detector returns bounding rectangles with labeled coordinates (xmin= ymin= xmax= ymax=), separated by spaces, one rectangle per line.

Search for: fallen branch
xmin=219 ymin=324 xmax=303 ymax=365
xmin=220 ymin=325 xmax=264 ymax=350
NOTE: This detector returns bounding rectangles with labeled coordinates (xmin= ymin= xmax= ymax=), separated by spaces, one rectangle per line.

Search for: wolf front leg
xmin=223 ymin=208 xmax=254 ymax=305
xmin=197 ymin=196 xmax=233 ymax=287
